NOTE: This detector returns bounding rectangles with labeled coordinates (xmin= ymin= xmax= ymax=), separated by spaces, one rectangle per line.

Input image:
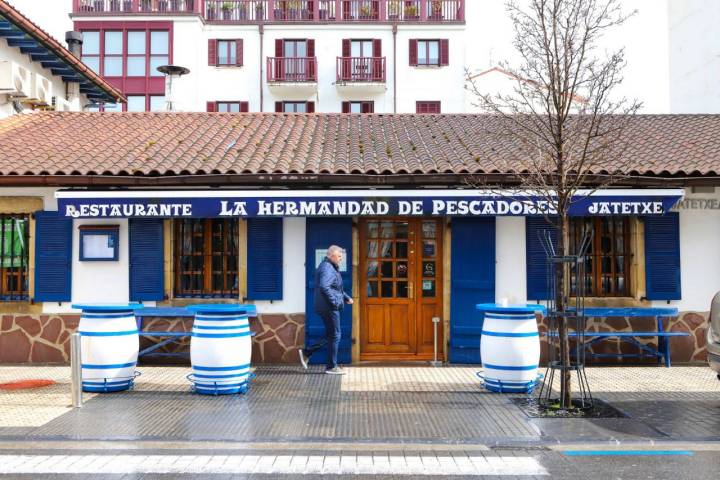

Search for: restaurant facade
xmin=0 ymin=111 xmax=717 ymax=366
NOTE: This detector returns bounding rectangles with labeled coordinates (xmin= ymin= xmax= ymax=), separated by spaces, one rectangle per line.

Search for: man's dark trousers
xmin=304 ymin=310 xmax=341 ymax=370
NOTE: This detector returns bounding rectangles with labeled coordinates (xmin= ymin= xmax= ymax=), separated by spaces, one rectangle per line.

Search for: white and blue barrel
xmin=72 ymin=303 xmax=142 ymax=393
xmin=477 ymin=304 xmax=545 ymax=393
xmin=187 ymin=304 xmax=253 ymax=395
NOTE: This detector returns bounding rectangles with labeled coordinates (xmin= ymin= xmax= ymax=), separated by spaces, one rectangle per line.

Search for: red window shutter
xmin=440 ymin=39 xmax=449 ymax=66
xmin=240 ymin=102 xmax=249 ymax=113
xmin=275 ymin=39 xmax=284 ymax=57
xmin=362 ymin=101 xmax=374 ymax=114
xmin=207 ymin=101 xmax=217 ymax=112
xmin=409 ymin=39 xmax=418 ymax=66
xmin=208 ymin=39 xmax=217 ymax=66
xmin=307 ymin=39 xmax=315 ymax=57
xmin=306 ymin=102 xmax=315 ymax=113
xmin=236 ymin=39 xmax=244 ymax=66
xmin=373 ymin=39 xmax=382 ymax=57
xmin=342 ymin=39 xmax=351 ymax=57
xmin=275 ymin=101 xmax=283 ymax=112
xmin=341 ymin=101 xmax=351 ymax=113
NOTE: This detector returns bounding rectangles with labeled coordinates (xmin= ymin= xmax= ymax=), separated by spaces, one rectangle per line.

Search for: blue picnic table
xmin=547 ymin=307 xmax=689 ymax=367
xmin=135 ymin=305 xmax=258 ymax=358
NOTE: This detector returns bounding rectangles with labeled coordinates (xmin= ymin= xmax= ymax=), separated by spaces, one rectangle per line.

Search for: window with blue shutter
xmin=449 ymin=217 xmax=495 ymax=364
xmin=34 ymin=211 xmax=72 ymax=302
xmin=129 ymin=219 xmax=164 ymax=301
xmin=247 ymin=218 xmax=283 ymax=300
xmin=526 ymin=217 xmax=557 ymax=301
xmin=644 ymin=213 xmax=681 ymax=300
xmin=305 ymin=218 xmax=353 ymax=365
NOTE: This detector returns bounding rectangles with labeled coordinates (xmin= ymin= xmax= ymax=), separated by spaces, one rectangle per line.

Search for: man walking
xmin=298 ymin=245 xmax=353 ymax=375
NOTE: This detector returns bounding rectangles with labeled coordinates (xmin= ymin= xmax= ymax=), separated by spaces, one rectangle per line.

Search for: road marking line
xmin=564 ymin=450 xmax=694 ymax=456
xmin=0 ymin=454 xmax=548 ymax=476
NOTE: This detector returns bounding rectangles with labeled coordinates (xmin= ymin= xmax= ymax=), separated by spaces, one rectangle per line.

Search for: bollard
xmin=429 ymin=316 xmax=442 ymax=367
xmin=70 ymin=332 xmax=82 ymax=408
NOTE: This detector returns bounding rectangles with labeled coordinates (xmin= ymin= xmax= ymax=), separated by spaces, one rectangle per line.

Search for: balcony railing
xmin=267 ymin=57 xmax=318 ymax=82
xmin=73 ymin=0 xmax=199 ymax=13
xmin=73 ymin=0 xmax=465 ymax=22
xmin=336 ymin=57 xmax=386 ymax=83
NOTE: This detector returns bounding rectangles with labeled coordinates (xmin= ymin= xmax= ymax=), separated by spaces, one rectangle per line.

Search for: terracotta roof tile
xmin=0 ymin=112 xmax=718 ymax=180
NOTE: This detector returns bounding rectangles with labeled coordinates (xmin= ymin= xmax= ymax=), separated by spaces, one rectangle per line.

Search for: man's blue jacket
xmin=313 ymin=257 xmax=351 ymax=313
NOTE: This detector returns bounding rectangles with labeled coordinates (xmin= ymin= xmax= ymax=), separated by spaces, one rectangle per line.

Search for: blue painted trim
xmin=79 ymin=330 xmax=139 ymax=336
xmin=477 ymin=303 xmax=547 ymax=314
xmin=193 ymin=324 xmax=251 ymax=330
xmin=484 ymin=313 xmax=539 ymax=321
xmin=81 ymin=313 xmax=135 ymax=319
xmin=564 ymin=451 xmax=693 ymax=457
xmin=72 ymin=303 xmax=143 ymax=312
xmin=81 ymin=362 xmax=136 ymax=369
xmin=481 ymin=331 xmax=539 ymax=338
xmin=193 ymin=372 xmax=249 ymax=379
xmin=195 ymin=315 xmax=248 ymax=321
xmin=192 ymin=331 xmax=253 ymax=338
xmin=192 ymin=363 xmax=252 ymax=371
xmin=187 ymin=304 xmax=250 ymax=314
xmin=483 ymin=363 xmax=538 ymax=371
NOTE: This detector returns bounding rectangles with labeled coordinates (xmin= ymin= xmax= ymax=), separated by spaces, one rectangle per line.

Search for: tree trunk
xmin=556 ymin=214 xmax=572 ymax=408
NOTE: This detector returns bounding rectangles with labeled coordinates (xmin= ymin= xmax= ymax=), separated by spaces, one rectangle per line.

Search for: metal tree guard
xmin=537 ymin=225 xmax=594 ymax=410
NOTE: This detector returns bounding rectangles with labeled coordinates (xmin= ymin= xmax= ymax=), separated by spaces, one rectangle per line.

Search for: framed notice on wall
xmin=315 ymin=248 xmax=347 ymax=272
xmin=79 ymin=225 xmax=119 ymax=261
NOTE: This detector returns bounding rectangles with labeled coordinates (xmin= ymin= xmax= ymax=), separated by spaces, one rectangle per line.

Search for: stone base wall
xmin=139 ymin=313 xmax=305 ymax=364
xmin=538 ymin=311 xmax=708 ymax=365
xmin=0 ymin=314 xmax=80 ymax=363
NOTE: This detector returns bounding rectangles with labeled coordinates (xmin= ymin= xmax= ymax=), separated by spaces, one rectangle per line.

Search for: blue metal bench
xmin=135 ymin=305 xmax=258 ymax=358
xmin=548 ymin=307 xmax=689 ymax=367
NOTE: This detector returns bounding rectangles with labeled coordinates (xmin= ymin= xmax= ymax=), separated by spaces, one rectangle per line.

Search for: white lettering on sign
xmin=587 ymin=201 xmax=663 ymax=215
xmin=219 ymin=201 xmax=248 ymax=216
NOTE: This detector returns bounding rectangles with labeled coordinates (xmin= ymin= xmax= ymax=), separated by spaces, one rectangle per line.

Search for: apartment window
xmin=174 ymin=219 xmax=239 ymax=297
xmin=0 ymin=215 xmax=29 ymax=301
xmin=127 ymin=96 xmax=146 ymax=112
xmin=149 ymin=95 xmax=166 ymax=112
xmin=208 ymin=39 xmax=243 ymax=66
xmin=409 ymin=39 xmax=449 ymax=67
xmin=276 ymin=101 xmax=315 ymax=113
xmin=342 ymin=101 xmax=374 ymax=113
xmin=569 ymin=217 xmax=631 ymax=297
xmin=103 ymin=31 xmax=123 ymax=76
xmin=218 ymin=40 xmax=237 ymax=65
xmin=217 ymin=102 xmax=249 ymax=113
xmin=79 ymin=27 xmax=171 ymax=77
xmin=416 ymin=101 xmax=441 ymax=114
xmin=81 ymin=31 xmax=100 ymax=73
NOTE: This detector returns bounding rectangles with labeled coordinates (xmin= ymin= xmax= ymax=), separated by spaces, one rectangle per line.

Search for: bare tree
xmin=466 ymin=0 xmax=641 ymax=408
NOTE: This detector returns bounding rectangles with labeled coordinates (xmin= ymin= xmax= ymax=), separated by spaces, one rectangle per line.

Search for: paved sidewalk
xmin=1 ymin=365 xmax=720 ymax=445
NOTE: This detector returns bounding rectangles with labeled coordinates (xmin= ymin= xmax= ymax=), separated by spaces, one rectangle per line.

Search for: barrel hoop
xmin=484 ymin=313 xmax=538 ymax=320
xmin=192 ymin=325 xmax=251 ymax=331
xmin=192 ymin=331 xmax=253 ymax=338
xmin=480 ymin=331 xmax=539 ymax=338
xmin=192 ymin=363 xmax=252 ymax=371
xmin=82 ymin=380 xmax=132 ymax=386
xmin=194 ymin=382 xmax=250 ymax=389
xmin=482 ymin=363 xmax=538 ymax=371
xmin=82 ymin=362 xmax=136 ymax=369
xmin=79 ymin=330 xmax=139 ymax=336
xmin=193 ymin=372 xmax=249 ymax=379
xmin=195 ymin=315 xmax=248 ymax=321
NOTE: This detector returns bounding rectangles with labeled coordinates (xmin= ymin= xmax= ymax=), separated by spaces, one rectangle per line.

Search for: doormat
xmin=0 ymin=379 xmax=56 ymax=391
xmin=512 ymin=397 xmax=627 ymax=418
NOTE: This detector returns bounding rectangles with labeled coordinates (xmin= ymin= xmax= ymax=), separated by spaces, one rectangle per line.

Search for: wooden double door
xmin=360 ymin=218 xmax=443 ymax=361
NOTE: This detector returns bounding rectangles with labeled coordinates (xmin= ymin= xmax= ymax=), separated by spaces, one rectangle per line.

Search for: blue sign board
xmin=56 ymin=189 xmax=684 ymax=219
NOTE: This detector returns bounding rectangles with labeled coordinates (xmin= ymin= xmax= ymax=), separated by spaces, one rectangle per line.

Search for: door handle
xmin=408 ymin=282 xmax=414 ymax=299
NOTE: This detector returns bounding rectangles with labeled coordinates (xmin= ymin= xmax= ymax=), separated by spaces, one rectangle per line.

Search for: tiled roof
xmin=0 ymin=1 xmax=125 ymax=103
xmin=0 ymin=112 xmax=718 ymax=179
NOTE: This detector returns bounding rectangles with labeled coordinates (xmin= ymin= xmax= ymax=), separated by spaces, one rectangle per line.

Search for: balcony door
xmin=351 ymin=40 xmax=374 ymax=79
xmin=283 ymin=40 xmax=307 ymax=81
xmin=360 ymin=218 xmax=444 ymax=361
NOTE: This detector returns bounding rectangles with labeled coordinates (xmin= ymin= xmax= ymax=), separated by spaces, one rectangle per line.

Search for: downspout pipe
xmin=259 ymin=24 xmax=264 ymax=112
xmin=392 ymin=23 xmax=397 ymax=114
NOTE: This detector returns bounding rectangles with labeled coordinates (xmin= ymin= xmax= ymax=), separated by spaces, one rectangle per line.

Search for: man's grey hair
xmin=327 ymin=245 xmax=343 ymax=257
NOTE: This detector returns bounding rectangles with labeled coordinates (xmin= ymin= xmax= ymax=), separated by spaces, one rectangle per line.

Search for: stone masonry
xmin=0 ymin=311 xmax=709 ymax=365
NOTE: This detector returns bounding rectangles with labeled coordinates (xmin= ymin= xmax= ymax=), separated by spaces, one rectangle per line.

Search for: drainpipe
xmin=65 ymin=31 xmax=83 ymax=104
xmin=392 ymin=23 xmax=397 ymax=114
xmin=259 ymin=24 xmax=264 ymax=112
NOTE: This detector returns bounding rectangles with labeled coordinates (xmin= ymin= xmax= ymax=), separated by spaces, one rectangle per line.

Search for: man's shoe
xmin=298 ymin=349 xmax=308 ymax=370
xmin=325 ymin=367 xmax=346 ymax=375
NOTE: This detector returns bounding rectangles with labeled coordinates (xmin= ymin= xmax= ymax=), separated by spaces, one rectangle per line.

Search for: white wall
xmin=495 ymin=216 xmax=527 ymax=305
xmin=253 ymin=217 xmax=306 ymax=314
xmin=5 ymin=0 xmax=74 ymax=45
xmin=655 ymin=188 xmax=720 ymax=312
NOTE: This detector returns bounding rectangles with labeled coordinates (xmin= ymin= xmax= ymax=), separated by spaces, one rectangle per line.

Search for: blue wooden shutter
xmin=305 ymin=218 xmax=353 ymax=365
xmin=449 ymin=217 xmax=495 ymax=364
xmin=526 ymin=217 xmax=557 ymax=301
xmin=129 ymin=219 xmax=164 ymax=301
xmin=34 ymin=211 xmax=72 ymax=302
xmin=645 ymin=212 xmax=681 ymax=300
xmin=247 ymin=218 xmax=283 ymax=300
